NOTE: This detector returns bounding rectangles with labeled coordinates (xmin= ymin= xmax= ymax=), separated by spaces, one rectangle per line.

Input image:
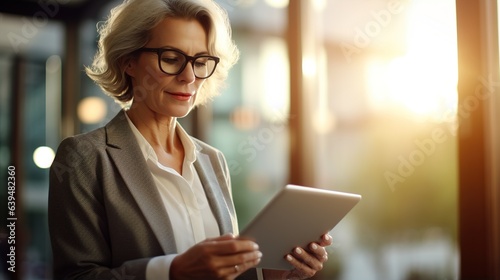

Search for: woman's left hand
xmin=280 ymin=233 xmax=332 ymax=280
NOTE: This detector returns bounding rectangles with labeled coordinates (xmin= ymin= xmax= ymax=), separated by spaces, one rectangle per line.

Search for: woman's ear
xmin=124 ymin=58 xmax=136 ymax=77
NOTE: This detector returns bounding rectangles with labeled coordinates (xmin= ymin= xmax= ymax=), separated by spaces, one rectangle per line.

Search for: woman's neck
xmin=126 ymin=106 xmax=179 ymax=154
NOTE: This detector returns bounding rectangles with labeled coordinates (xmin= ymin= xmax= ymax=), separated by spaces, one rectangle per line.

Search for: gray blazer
xmin=49 ymin=111 xmax=255 ymax=279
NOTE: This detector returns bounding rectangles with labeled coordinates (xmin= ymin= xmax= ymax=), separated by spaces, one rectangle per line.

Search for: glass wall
xmin=0 ymin=14 xmax=64 ymax=279
xmin=312 ymin=0 xmax=459 ymax=278
xmin=211 ymin=0 xmax=290 ymax=226
xmin=215 ymin=0 xmax=459 ymax=279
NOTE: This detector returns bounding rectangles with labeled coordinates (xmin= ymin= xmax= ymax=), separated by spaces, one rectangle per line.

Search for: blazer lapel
xmin=194 ymin=152 xmax=234 ymax=235
xmin=105 ymin=111 xmax=177 ymax=254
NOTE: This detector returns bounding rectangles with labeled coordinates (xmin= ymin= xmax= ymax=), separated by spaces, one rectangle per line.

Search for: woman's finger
xmin=317 ymin=233 xmax=333 ymax=247
xmin=286 ymin=248 xmax=323 ymax=277
xmin=309 ymin=242 xmax=328 ymax=262
xmin=284 ymin=252 xmax=316 ymax=279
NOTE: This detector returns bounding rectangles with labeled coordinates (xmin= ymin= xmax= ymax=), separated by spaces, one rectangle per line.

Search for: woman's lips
xmin=167 ymin=92 xmax=193 ymax=101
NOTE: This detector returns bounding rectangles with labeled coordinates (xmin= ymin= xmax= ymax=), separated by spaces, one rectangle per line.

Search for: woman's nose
xmin=176 ymin=61 xmax=196 ymax=83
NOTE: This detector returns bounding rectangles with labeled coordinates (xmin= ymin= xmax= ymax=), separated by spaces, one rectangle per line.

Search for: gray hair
xmin=85 ymin=0 xmax=239 ymax=107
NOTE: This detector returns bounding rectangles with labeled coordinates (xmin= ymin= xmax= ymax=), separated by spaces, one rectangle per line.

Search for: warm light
xmin=77 ymin=96 xmax=107 ymax=124
xmin=264 ymin=0 xmax=288 ymax=9
xmin=312 ymin=110 xmax=336 ymax=135
xmin=302 ymin=57 xmax=317 ymax=77
xmin=230 ymin=106 xmax=261 ymax=130
xmin=312 ymin=0 xmax=327 ymax=11
xmin=366 ymin=0 xmax=458 ymax=121
xmin=312 ymin=47 xmax=335 ymax=134
xmin=33 ymin=146 xmax=55 ymax=169
xmin=387 ymin=56 xmax=457 ymax=118
xmin=259 ymin=38 xmax=290 ymax=121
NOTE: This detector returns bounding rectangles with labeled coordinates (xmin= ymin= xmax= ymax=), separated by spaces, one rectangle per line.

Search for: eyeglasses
xmin=137 ymin=48 xmax=220 ymax=79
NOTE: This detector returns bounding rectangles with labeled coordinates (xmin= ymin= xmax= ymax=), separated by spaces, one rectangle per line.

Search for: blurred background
xmin=0 ymin=0 xmax=499 ymax=279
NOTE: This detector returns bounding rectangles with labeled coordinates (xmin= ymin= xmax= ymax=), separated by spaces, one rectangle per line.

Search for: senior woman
xmin=48 ymin=0 xmax=331 ymax=279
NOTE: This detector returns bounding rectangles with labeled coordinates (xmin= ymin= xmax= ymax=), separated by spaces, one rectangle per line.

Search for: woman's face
xmin=126 ymin=17 xmax=208 ymax=118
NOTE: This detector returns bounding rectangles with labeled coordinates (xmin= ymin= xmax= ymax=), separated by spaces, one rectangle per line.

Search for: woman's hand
xmin=264 ymin=233 xmax=333 ymax=280
xmin=282 ymin=233 xmax=332 ymax=279
xmin=170 ymin=234 xmax=262 ymax=280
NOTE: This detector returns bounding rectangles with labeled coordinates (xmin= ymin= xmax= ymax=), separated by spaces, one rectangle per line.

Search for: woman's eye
xmin=162 ymin=57 xmax=180 ymax=64
xmin=194 ymin=61 xmax=207 ymax=67
xmin=194 ymin=58 xmax=209 ymax=67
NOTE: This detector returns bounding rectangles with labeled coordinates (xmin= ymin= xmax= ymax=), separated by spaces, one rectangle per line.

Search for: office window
xmin=213 ymin=0 xmax=460 ymax=279
xmin=294 ymin=0 xmax=459 ymax=279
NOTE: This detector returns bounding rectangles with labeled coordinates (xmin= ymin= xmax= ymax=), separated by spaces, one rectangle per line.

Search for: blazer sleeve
xmin=48 ymin=135 xmax=150 ymax=280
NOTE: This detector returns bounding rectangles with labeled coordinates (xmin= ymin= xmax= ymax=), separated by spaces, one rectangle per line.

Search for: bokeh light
xmin=33 ymin=146 xmax=55 ymax=169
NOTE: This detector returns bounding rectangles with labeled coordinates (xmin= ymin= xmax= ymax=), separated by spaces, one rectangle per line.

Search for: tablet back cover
xmin=239 ymin=184 xmax=361 ymax=270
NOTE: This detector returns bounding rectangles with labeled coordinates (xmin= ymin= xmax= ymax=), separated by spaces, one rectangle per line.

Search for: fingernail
xmin=311 ymin=243 xmax=318 ymax=250
xmin=286 ymin=254 xmax=293 ymax=261
xmin=295 ymin=247 xmax=302 ymax=254
xmin=257 ymin=251 xmax=263 ymax=258
xmin=324 ymin=234 xmax=331 ymax=240
xmin=253 ymin=243 xmax=259 ymax=250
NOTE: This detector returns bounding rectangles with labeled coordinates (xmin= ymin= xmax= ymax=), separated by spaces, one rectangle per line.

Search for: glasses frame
xmin=137 ymin=47 xmax=220 ymax=79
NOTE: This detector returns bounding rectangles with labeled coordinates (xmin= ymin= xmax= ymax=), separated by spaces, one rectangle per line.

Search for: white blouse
xmin=125 ymin=113 xmax=220 ymax=279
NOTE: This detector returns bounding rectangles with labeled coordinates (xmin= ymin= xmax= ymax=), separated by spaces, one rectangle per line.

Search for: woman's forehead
xmin=147 ymin=17 xmax=208 ymax=53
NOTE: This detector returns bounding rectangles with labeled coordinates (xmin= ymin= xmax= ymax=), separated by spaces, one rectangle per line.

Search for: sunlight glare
xmin=367 ymin=0 xmax=458 ymax=122
xmin=259 ymin=38 xmax=290 ymax=121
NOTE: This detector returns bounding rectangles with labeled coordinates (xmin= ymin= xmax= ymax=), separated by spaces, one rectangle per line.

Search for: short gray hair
xmin=85 ymin=0 xmax=239 ymax=107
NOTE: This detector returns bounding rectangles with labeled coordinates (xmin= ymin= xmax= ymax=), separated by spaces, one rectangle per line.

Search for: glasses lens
xmin=160 ymin=50 xmax=186 ymax=74
xmin=159 ymin=50 xmax=217 ymax=78
xmin=193 ymin=57 xmax=217 ymax=78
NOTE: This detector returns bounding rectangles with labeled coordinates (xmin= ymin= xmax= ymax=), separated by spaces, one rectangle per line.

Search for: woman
xmin=48 ymin=0 xmax=331 ymax=279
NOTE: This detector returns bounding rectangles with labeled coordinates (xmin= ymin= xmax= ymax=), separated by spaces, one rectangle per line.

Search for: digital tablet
xmin=239 ymin=184 xmax=361 ymax=270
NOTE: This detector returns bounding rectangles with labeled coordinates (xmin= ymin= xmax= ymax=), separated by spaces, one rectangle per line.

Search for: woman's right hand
xmin=169 ymin=234 xmax=262 ymax=280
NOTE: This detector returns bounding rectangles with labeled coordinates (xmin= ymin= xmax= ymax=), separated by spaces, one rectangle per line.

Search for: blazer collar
xmin=193 ymin=150 xmax=234 ymax=235
xmin=105 ymin=110 xmax=177 ymax=253
xmin=105 ymin=110 xmax=234 ymax=252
